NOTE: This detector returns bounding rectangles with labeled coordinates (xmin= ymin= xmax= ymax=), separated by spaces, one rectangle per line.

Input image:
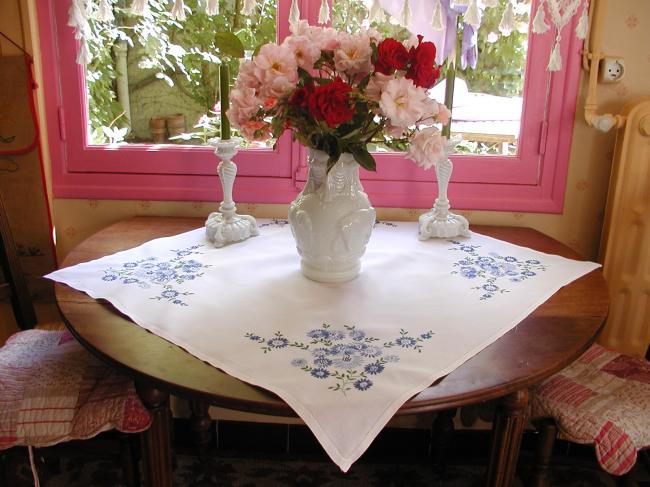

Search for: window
xmin=38 ymin=0 xmax=581 ymax=211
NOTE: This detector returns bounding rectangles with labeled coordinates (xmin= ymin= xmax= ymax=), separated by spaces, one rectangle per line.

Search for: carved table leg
xmin=487 ymin=389 xmax=529 ymax=487
xmin=431 ymin=408 xmax=457 ymax=473
xmin=529 ymin=418 xmax=557 ymax=487
xmin=136 ymin=384 xmax=173 ymax=487
xmin=190 ymin=400 xmax=212 ymax=460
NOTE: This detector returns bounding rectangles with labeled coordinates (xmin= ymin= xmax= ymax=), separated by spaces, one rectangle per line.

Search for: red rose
xmin=307 ymin=78 xmax=354 ymax=128
xmin=289 ymin=83 xmax=314 ymax=109
xmin=406 ymin=36 xmax=440 ymax=89
xmin=374 ymin=38 xmax=410 ymax=75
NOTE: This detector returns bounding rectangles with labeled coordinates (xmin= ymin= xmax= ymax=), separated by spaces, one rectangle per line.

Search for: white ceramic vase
xmin=288 ymin=148 xmax=376 ymax=283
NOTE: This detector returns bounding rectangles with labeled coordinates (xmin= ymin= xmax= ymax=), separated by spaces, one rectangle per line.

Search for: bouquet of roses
xmin=228 ymin=22 xmax=451 ymax=173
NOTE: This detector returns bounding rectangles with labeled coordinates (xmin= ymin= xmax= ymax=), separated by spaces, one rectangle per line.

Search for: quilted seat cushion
xmin=531 ymin=343 xmax=650 ymax=475
xmin=0 ymin=330 xmax=151 ymax=449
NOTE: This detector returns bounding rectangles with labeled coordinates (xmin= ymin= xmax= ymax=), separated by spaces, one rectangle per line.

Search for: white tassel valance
xmin=368 ymin=0 xmax=386 ymax=23
xmin=97 ymin=0 xmax=114 ymax=22
xmin=431 ymin=0 xmax=444 ymax=31
xmin=318 ymin=0 xmax=330 ymax=24
xmin=399 ymin=0 xmax=411 ymax=28
xmin=575 ymin=2 xmax=589 ymax=39
xmin=242 ymin=0 xmax=256 ymax=16
xmin=206 ymin=0 xmax=219 ymax=16
xmin=289 ymin=0 xmax=301 ymax=28
xmin=170 ymin=0 xmax=186 ymax=20
xmin=498 ymin=2 xmax=516 ymax=36
xmin=130 ymin=0 xmax=148 ymax=15
xmin=532 ymin=0 xmax=550 ymax=34
xmin=68 ymin=0 xmax=92 ymax=64
xmin=547 ymin=34 xmax=562 ymax=71
xmin=463 ymin=0 xmax=481 ymax=29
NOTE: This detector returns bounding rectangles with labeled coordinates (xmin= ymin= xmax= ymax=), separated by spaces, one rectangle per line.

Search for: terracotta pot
xmin=166 ymin=113 xmax=186 ymax=138
xmin=149 ymin=117 xmax=167 ymax=143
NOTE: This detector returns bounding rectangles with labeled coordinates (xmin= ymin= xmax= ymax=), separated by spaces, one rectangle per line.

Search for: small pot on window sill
xmin=149 ymin=117 xmax=167 ymax=144
xmin=166 ymin=114 xmax=186 ymax=139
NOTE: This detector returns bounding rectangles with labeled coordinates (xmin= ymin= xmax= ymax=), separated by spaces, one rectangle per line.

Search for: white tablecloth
xmin=46 ymin=220 xmax=599 ymax=471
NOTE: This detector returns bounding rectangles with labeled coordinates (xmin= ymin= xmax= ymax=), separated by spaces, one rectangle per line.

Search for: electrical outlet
xmin=599 ymin=58 xmax=625 ymax=83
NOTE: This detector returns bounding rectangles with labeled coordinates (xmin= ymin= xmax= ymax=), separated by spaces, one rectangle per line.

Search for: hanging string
xmin=97 ymin=0 xmax=114 ymax=22
xmin=431 ymin=0 xmax=445 ymax=31
xmin=318 ymin=0 xmax=330 ymax=24
xmin=533 ymin=0 xmax=550 ymax=33
xmin=368 ymin=0 xmax=385 ymax=23
xmin=131 ymin=0 xmax=148 ymax=15
xmin=399 ymin=0 xmax=411 ymax=28
xmin=68 ymin=0 xmax=91 ymax=64
xmin=547 ymin=33 xmax=562 ymax=71
xmin=242 ymin=0 xmax=256 ymax=16
xmin=498 ymin=2 xmax=516 ymax=36
xmin=463 ymin=0 xmax=481 ymax=29
xmin=575 ymin=1 xmax=589 ymax=39
xmin=28 ymin=447 xmax=41 ymax=487
xmin=205 ymin=0 xmax=219 ymax=15
xmin=289 ymin=0 xmax=301 ymax=29
xmin=171 ymin=0 xmax=186 ymax=21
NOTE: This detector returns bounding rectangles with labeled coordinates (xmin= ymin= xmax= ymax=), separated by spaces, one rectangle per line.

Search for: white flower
xmin=365 ymin=72 xmax=393 ymax=102
xmin=406 ymin=127 xmax=447 ymax=170
xmin=334 ymin=33 xmax=372 ymax=76
xmin=379 ymin=78 xmax=429 ymax=128
xmin=283 ymin=35 xmax=321 ymax=70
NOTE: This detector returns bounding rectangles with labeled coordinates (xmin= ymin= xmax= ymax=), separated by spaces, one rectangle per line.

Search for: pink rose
xmin=406 ymin=127 xmax=447 ymax=170
xmin=283 ymin=35 xmax=321 ymax=70
xmin=334 ymin=34 xmax=372 ymax=76
xmin=253 ymin=43 xmax=298 ymax=96
xmin=436 ymin=102 xmax=451 ymax=125
xmin=227 ymin=87 xmax=262 ymax=129
xmin=379 ymin=77 xmax=429 ymax=128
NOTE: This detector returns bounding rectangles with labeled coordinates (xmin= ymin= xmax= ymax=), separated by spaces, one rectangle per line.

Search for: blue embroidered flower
xmin=161 ymin=290 xmax=179 ymax=298
xmin=460 ymin=267 xmax=478 ymax=279
xmin=354 ymin=378 xmax=373 ymax=391
xmin=267 ymin=337 xmax=289 ymax=349
xmin=102 ymin=275 xmax=117 ymax=281
xmin=291 ymin=358 xmax=307 ymax=368
xmin=123 ymin=262 xmax=138 ymax=268
xmin=246 ymin=324 xmax=432 ymax=395
xmin=395 ymin=336 xmax=418 ymax=348
xmin=311 ymin=368 xmax=330 ymax=379
xmin=364 ymin=362 xmax=384 ymax=375
xmin=349 ymin=329 xmax=366 ymax=341
xmin=123 ymin=278 xmax=138 ymax=284
xmin=450 ymin=241 xmax=547 ymax=299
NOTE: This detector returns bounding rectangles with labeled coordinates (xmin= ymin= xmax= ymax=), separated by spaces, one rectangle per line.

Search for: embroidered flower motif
xmin=245 ymin=324 xmax=433 ymax=395
xmin=450 ymin=240 xmax=547 ymax=299
xmin=100 ymin=245 xmax=208 ymax=306
xmin=258 ymin=219 xmax=289 ymax=228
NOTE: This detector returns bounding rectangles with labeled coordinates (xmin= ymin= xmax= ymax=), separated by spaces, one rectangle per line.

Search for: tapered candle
xmin=220 ymin=63 xmax=231 ymax=140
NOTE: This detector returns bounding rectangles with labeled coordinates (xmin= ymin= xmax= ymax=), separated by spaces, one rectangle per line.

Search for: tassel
xmin=532 ymin=0 xmax=550 ymax=33
xmin=547 ymin=35 xmax=562 ymax=71
xmin=498 ymin=2 xmax=516 ymax=36
xmin=484 ymin=0 xmax=498 ymax=7
xmin=399 ymin=0 xmax=411 ymax=27
xmin=289 ymin=0 xmax=300 ymax=27
xmin=431 ymin=0 xmax=444 ymax=30
xmin=368 ymin=0 xmax=385 ymax=23
xmin=206 ymin=0 xmax=219 ymax=15
xmin=242 ymin=0 xmax=256 ymax=15
xmin=318 ymin=0 xmax=330 ymax=24
xmin=68 ymin=0 xmax=92 ymax=64
xmin=98 ymin=0 xmax=114 ymax=21
xmin=576 ymin=1 xmax=589 ymax=39
xmin=131 ymin=0 xmax=148 ymax=15
xmin=463 ymin=0 xmax=481 ymax=29
xmin=171 ymin=0 xmax=186 ymax=21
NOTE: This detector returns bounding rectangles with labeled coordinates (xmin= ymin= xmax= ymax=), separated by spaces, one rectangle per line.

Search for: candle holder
xmin=419 ymin=137 xmax=470 ymax=240
xmin=205 ymin=137 xmax=259 ymax=247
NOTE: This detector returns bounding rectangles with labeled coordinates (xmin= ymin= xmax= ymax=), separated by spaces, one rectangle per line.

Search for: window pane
xmin=331 ymin=0 xmax=530 ymax=157
xmin=85 ymin=0 xmax=276 ymax=146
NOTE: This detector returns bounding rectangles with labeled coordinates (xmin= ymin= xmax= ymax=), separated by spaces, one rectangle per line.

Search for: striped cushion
xmin=0 ymin=330 xmax=151 ymax=449
xmin=531 ymin=344 xmax=650 ymax=475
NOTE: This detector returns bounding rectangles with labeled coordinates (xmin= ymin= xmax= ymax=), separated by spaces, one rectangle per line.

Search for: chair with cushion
xmin=0 ymin=192 xmax=152 ymax=485
xmin=529 ymin=342 xmax=650 ymax=486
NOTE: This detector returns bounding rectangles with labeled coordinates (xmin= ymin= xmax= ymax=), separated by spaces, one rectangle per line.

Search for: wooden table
xmin=54 ymin=217 xmax=609 ymax=487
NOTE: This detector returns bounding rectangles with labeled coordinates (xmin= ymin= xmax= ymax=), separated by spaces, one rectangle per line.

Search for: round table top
xmin=55 ymin=217 xmax=609 ymax=416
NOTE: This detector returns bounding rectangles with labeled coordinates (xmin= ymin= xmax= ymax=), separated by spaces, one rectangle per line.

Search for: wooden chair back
xmin=0 ymin=191 xmax=36 ymax=329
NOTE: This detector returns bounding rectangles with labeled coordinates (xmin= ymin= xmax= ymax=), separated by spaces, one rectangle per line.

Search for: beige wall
xmin=48 ymin=1 xmax=650 ymax=263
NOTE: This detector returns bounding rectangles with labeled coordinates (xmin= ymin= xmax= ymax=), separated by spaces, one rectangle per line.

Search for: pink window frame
xmin=38 ymin=0 xmax=582 ymax=212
